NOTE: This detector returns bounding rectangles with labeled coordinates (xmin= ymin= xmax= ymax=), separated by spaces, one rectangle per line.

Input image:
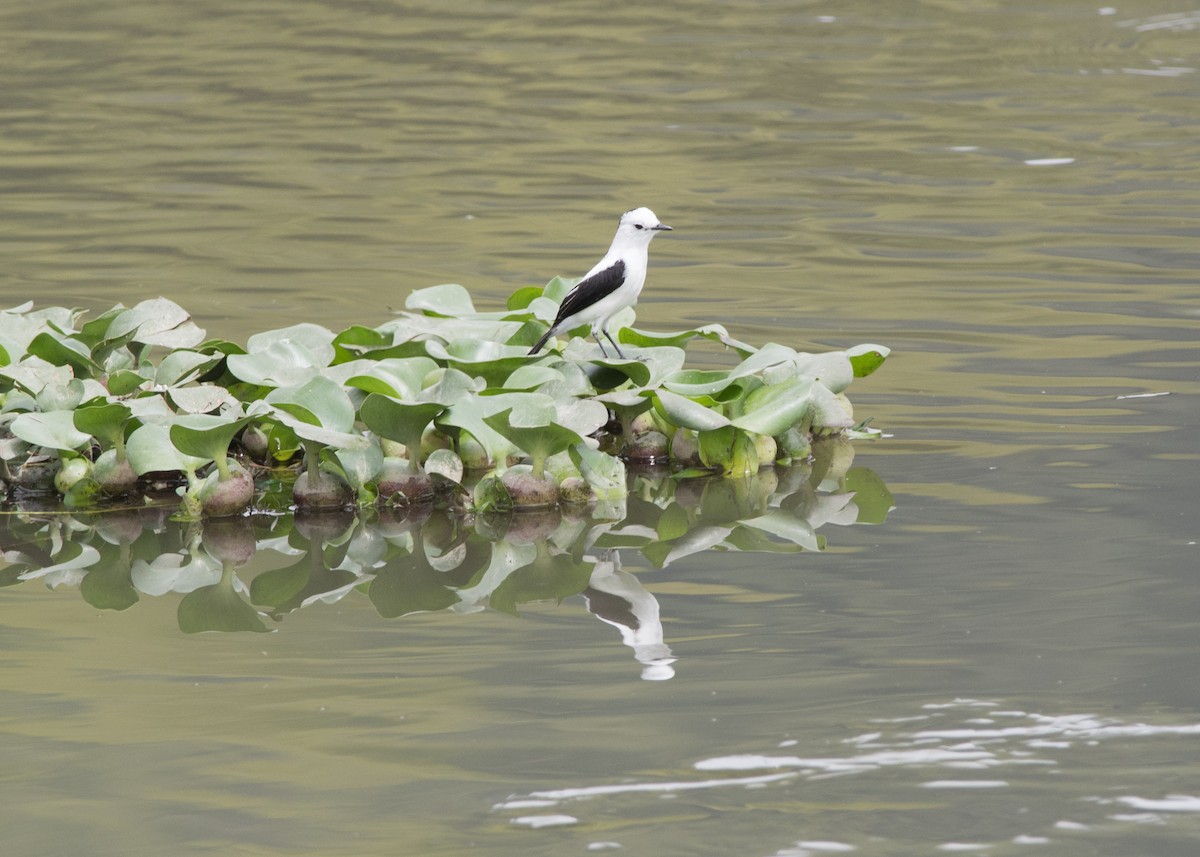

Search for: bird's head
xmin=616 ymin=207 xmax=673 ymax=244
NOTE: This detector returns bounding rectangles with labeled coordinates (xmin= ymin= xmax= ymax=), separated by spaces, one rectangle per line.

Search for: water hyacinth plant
xmin=0 ymin=285 xmax=888 ymax=518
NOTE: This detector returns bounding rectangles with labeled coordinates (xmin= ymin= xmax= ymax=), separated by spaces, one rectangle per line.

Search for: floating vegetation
xmin=0 ymin=283 xmax=888 ymax=519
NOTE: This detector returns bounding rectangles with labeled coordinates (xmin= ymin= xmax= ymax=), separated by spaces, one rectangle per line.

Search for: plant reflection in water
xmin=2 ymin=447 xmax=892 ymax=680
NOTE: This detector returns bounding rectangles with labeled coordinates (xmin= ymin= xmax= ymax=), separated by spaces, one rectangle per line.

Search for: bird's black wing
xmin=552 ymin=260 xmax=626 ymax=326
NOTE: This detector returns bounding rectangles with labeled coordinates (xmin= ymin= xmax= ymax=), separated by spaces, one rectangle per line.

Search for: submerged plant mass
xmin=0 ymin=285 xmax=888 ymax=518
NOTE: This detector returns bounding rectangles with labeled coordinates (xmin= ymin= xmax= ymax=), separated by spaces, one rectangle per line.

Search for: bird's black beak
xmin=653 ymin=223 xmax=673 ymax=231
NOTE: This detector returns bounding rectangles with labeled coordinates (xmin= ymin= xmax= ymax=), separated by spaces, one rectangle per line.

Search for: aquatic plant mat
xmin=0 ymin=286 xmax=888 ymax=520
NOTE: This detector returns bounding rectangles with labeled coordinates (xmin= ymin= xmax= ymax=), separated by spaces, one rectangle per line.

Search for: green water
xmin=3 ymin=1 xmax=1200 ymax=855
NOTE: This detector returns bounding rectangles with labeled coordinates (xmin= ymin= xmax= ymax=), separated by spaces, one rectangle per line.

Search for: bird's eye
xmin=634 ymin=224 xmax=645 ymax=230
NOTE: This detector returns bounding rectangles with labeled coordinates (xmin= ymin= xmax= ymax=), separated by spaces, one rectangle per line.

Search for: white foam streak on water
xmin=772 ymin=842 xmax=856 ymax=856
xmin=510 ymin=814 xmax=577 ymax=828
xmin=695 ymin=747 xmax=998 ymax=773
xmin=702 ymin=710 xmax=1200 ymax=780
xmin=912 ymin=713 xmax=1200 ymax=742
xmin=1117 ymin=795 xmax=1200 ymax=812
xmin=494 ymin=771 xmax=795 ymax=808
xmin=1118 ymin=11 xmax=1200 ymax=32
xmin=501 ymin=701 xmax=1200 ymax=831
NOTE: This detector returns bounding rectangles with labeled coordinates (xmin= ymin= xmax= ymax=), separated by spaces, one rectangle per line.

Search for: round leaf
xmin=170 ymin=414 xmax=255 ymax=464
xmin=10 ymin=411 xmax=91 ymax=453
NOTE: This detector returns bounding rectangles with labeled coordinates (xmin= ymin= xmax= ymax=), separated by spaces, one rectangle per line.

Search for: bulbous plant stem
xmin=303 ymin=441 xmax=321 ymax=481
xmin=401 ymin=431 xmax=422 ymax=475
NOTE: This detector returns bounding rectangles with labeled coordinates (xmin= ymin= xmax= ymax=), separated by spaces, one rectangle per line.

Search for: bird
xmin=528 ymin=207 xmax=672 ymax=360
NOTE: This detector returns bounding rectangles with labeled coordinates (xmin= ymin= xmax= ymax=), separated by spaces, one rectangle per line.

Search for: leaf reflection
xmin=2 ymin=451 xmax=893 ymax=678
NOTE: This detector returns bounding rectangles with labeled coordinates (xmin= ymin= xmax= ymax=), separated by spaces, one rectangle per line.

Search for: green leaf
xmin=266 ymin=376 xmax=356 ymax=433
xmin=106 ymin=369 xmax=147 ymax=396
xmin=472 ymin=474 xmax=512 ymax=513
xmin=270 ymin=416 xmax=368 ymax=452
xmin=499 ymin=365 xmax=564 ymax=392
xmin=423 ymin=338 xmax=536 ymax=386
xmin=267 ymin=420 xmax=302 ymax=461
xmin=245 ymin=323 xmax=336 ymax=357
xmin=506 ymin=285 xmax=545 ymax=311
xmin=344 ymin=357 xmax=439 ymax=399
xmin=405 ymin=283 xmax=477 ymax=317
xmin=76 ymin=305 xmax=127 ymax=348
xmin=123 ymin=392 xmax=175 ymax=424
xmin=36 ymin=377 xmax=86 ymax=412
xmin=197 ymin=338 xmax=247 ymax=358
xmin=729 ymin=430 xmax=759 ymax=477
xmin=698 ymin=426 xmax=759 ymax=476
xmin=360 ymin=395 xmax=445 ymax=444
xmin=438 ymin=392 xmax=553 ymax=466
xmin=662 ymin=369 xmax=738 ymax=398
xmin=10 ymin=411 xmax=92 ymax=453
xmin=170 ymin=414 xmax=255 ymax=468
xmin=731 ymin=376 xmax=817 ymax=437
xmin=332 ymin=324 xmax=392 ymax=361
xmin=847 ymin=343 xmax=890 ymax=378
xmin=126 ymin=423 xmax=208 ymax=476
xmin=74 ymin=402 xmax=132 ymax=449
xmin=343 ymin=374 xmax=405 ymax=397
xmin=27 ymin=332 xmax=101 ymax=377
xmin=662 ymin=343 xmax=795 ymax=399
xmin=483 ymin=408 xmax=583 ymax=478
xmin=335 ymin=442 xmax=384 ymax=498
xmin=619 ymin=324 xmax=758 ymax=356
xmin=107 ymin=298 xmax=206 ymax=348
xmin=418 ymin=367 xmax=485 ymax=405
xmin=554 ymin=398 xmax=609 ymax=438
xmin=802 ymin=381 xmax=854 ymax=433
xmin=539 ymin=275 xmax=576 ymax=303
xmin=653 ymin=388 xmax=731 ymax=431
xmin=167 ymin=384 xmax=239 ymax=415
xmin=0 ymin=360 xmax=72 ymax=397
xmin=558 ymin=339 xmax=656 ymax=386
xmin=226 ymin=339 xmax=333 ymax=387
xmin=763 ymin=351 xmax=853 ymax=394
xmin=155 ymin=350 xmax=221 ymax=387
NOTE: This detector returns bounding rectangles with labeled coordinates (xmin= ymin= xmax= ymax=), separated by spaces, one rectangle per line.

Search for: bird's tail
xmin=528 ymin=328 xmax=555 ymax=355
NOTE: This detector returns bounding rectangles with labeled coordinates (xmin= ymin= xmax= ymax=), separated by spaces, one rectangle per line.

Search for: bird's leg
xmin=601 ymin=329 xmax=627 ymax=360
xmin=591 ymin=330 xmax=611 ymax=359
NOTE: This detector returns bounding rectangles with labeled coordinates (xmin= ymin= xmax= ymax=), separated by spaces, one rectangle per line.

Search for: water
xmin=3 ymin=0 xmax=1200 ymax=854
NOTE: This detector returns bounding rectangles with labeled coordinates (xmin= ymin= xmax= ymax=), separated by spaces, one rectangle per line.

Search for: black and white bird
xmin=528 ymin=207 xmax=672 ymax=359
